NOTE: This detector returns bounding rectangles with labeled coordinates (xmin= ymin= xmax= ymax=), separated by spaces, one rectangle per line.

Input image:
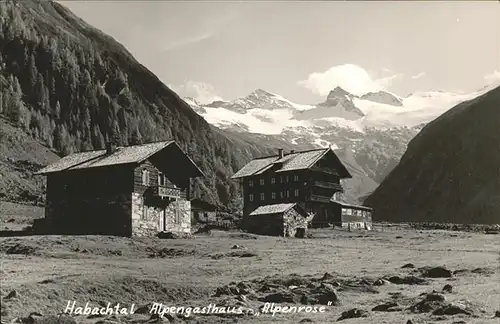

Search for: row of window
xmin=141 ymin=169 xmax=176 ymax=188
xmin=249 ymin=189 xmax=300 ymax=202
xmin=249 ymin=174 xmax=300 ymax=187
xmin=342 ymin=208 xmax=371 ymax=217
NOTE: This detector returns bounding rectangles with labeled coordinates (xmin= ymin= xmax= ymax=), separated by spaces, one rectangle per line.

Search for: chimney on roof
xmin=278 ymin=148 xmax=284 ymax=159
xmin=106 ymin=141 xmax=116 ymax=155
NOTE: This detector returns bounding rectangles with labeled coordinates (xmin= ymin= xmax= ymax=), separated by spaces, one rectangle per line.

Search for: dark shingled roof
xmin=35 ymin=141 xmax=204 ymax=176
xmin=331 ymin=197 xmax=373 ymax=211
xmin=249 ymin=203 xmax=298 ymax=216
xmin=232 ymin=148 xmax=351 ymax=179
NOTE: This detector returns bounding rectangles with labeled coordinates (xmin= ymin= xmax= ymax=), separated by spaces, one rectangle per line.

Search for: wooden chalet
xmin=248 ymin=203 xmax=311 ymax=237
xmin=232 ymin=147 xmax=373 ymax=233
xmin=35 ymin=141 xmax=204 ymax=237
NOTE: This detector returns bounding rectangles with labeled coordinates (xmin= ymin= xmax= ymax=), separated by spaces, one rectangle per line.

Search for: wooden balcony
xmin=313 ymin=181 xmax=343 ymax=191
xmin=308 ymin=194 xmax=332 ymax=203
xmin=310 ymin=166 xmax=339 ymax=175
xmin=152 ymin=185 xmax=182 ymax=199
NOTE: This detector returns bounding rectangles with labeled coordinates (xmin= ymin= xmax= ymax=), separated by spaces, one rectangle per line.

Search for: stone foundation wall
xmin=131 ymin=192 xmax=191 ymax=237
xmin=283 ymin=209 xmax=309 ymax=237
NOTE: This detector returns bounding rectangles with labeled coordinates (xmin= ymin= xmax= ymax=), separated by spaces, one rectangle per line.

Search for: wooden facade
xmin=247 ymin=203 xmax=310 ymax=237
xmin=237 ymin=149 xmax=349 ymax=228
xmin=37 ymin=141 xmax=203 ymax=237
xmin=233 ymin=147 xmax=374 ymax=232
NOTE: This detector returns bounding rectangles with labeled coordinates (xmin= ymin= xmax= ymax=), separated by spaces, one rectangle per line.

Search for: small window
xmin=280 ymin=176 xmax=283 ymax=183
xmin=249 ymin=194 xmax=254 ymax=202
xmin=142 ymin=169 xmax=150 ymax=186
xmin=286 ymin=190 xmax=290 ymax=198
xmin=142 ymin=205 xmax=148 ymax=220
xmin=294 ymin=189 xmax=299 ymax=197
xmin=260 ymin=179 xmax=265 ymax=185
xmin=271 ymin=177 xmax=275 ymax=184
xmin=260 ymin=193 xmax=265 ymax=201
xmin=272 ymin=192 xmax=276 ymax=199
xmin=249 ymin=179 xmax=254 ymax=187
xmin=280 ymin=191 xmax=284 ymax=198
xmin=286 ymin=175 xmax=289 ymax=183
xmin=158 ymin=172 xmax=165 ymax=186
xmin=294 ymin=175 xmax=299 ymax=181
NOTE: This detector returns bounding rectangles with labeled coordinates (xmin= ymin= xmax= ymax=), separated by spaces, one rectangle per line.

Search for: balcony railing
xmin=308 ymin=194 xmax=332 ymax=203
xmin=152 ymin=185 xmax=182 ymax=199
xmin=313 ymin=181 xmax=343 ymax=191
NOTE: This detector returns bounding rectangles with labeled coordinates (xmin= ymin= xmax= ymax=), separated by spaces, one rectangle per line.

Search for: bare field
xmin=1 ymin=227 xmax=499 ymax=324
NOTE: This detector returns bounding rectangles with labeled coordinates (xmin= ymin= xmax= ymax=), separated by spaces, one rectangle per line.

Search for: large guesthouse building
xmin=232 ymin=147 xmax=373 ymax=235
xmin=35 ymin=141 xmax=204 ymax=237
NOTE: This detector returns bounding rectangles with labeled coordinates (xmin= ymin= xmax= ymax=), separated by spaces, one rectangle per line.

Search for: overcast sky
xmin=60 ymin=1 xmax=500 ymax=104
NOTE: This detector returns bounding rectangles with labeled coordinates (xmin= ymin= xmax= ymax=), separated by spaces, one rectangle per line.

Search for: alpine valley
xmin=184 ymin=86 xmax=491 ymax=203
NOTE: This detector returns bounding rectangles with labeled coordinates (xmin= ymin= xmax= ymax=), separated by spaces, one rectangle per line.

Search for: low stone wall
xmin=131 ymin=193 xmax=191 ymax=237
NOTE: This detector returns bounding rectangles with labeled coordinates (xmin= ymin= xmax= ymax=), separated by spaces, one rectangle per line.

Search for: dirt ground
xmin=1 ymin=226 xmax=499 ymax=324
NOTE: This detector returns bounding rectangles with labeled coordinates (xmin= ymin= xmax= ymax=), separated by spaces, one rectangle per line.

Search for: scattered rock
xmin=5 ymin=290 xmax=19 ymax=299
xmin=150 ymin=313 xmax=175 ymax=322
xmin=19 ymin=314 xmax=77 ymax=324
xmin=231 ymin=244 xmax=245 ymax=249
xmin=405 ymin=320 xmax=414 ymax=324
xmin=495 ymin=310 xmax=500 ymax=318
xmin=148 ymin=248 xmax=196 ymax=258
xmin=210 ymin=251 xmax=258 ymax=259
xmin=442 ymin=284 xmax=453 ymax=293
xmin=321 ymin=272 xmax=335 ymax=281
xmin=260 ymin=291 xmax=301 ymax=304
xmin=401 ymin=263 xmax=415 ymax=269
xmin=134 ymin=303 xmax=154 ymax=314
xmin=337 ymin=308 xmax=369 ymax=321
xmin=387 ymin=276 xmax=427 ymax=285
xmin=373 ymin=279 xmax=388 ymax=286
xmin=408 ymin=293 xmax=446 ymax=313
xmin=395 ymin=236 xmax=403 ymax=239
xmin=419 ymin=266 xmax=453 ymax=278
xmin=299 ymin=319 xmax=314 ymax=323
xmin=371 ymin=302 xmax=400 ymax=312
xmin=432 ymin=304 xmax=472 ymax=316
xmin=450 ymin=321 xmax=466 ymax=324
xmin=5 ymin=244 xmax=39 ymax=256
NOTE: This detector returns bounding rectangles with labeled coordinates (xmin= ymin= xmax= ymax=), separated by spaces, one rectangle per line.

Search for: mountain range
xmin=184 ymin=85 xmax=487 ymax=203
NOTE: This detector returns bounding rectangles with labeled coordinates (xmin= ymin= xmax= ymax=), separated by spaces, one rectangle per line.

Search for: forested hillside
xmin=0 ymin=0 xmax=275 ymax=206
xmin=365 ymin=86 xmax=500 ymax=224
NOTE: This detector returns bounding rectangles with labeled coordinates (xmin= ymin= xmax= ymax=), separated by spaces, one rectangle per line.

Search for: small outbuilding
xmin=331 ymin=198 xmax=373 ymax=230
xmin=247 ymin=203 xmax=312 ymax=237
xmin=191 ymin=198 xmax=218 ymax=223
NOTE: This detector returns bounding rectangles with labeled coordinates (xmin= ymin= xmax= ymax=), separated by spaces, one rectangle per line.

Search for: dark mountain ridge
xmin=365 ymin=85 xmax=500 ymax=224
xmin=0 ymin=0 xmax=276 ymax=206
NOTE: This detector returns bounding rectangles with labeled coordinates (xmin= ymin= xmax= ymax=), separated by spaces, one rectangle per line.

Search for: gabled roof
xmin=35 ymin=140 xmax=204 ymax=176
xmin=250 ymin=203 xmax=301 ymax=216
xmin=232 ymin=148 xmax=352 ymax=179
xmin=330 ymin=198 xmax=373 ymax=211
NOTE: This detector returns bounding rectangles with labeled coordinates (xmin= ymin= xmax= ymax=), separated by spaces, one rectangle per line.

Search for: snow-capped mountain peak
xmin=326 ymin=86 xmax=354 ymax=101
xmin=360 ymin=91 xmax=403 ymax=107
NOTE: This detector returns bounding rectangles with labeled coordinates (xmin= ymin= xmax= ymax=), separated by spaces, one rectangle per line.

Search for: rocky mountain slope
xmin=0 ymin=0 xmax=278 ymax=207
xmin=364 ymin=85 xmax=500 ymax=224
